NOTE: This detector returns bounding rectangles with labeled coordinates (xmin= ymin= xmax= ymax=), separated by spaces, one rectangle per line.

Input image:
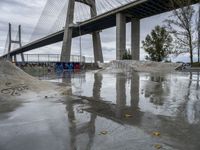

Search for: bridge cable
xmin=80 ymin=3 xmax=89 ymax=21
xmin=95 ymin=1 xmax=102 ymax=14
xmin=97 ymin=0 xmax=108 ymax=14
xmin=84 ymin=4 xmax=91 ymax=20
xmin=102 ymin=0 xmax=113 ymax=10
xmin=78 ymin=3 xmax=85 ymax=21
xmin=28 ymin=0 xmax=136 ymax=48
xmin=76 ymin=4 xmax=82 ymax=22
xmin=30 ymin=0 xmax=66 ymax=41
xmin=3 ymin=31 xmax=9 ymax=55
xmin=49 ymin=0 xmax=68 ymax=33
xmin=109 ymin=0 xmax=120 ymax=8
xmin=98 ymin=0 xmax=109 ymax=12
xmin=13 ymin=27 xmax=20 ymax=50
xmin=104 ymin=0 xmax=116 ymax=9
xmin=30 ymin=0 xmax=67 ymax=54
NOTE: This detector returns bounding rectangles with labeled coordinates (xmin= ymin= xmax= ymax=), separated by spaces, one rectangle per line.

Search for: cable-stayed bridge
xmin=1 ymin=0 xmax=199 ymax=63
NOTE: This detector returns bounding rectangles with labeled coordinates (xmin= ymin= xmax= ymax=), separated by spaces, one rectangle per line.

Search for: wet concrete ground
xmin=0 ymin=70 xmax=200 ymax=150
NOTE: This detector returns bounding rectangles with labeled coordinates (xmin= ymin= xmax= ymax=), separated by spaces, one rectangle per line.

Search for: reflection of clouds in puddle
xmin=65 ymin=71 xmax=200 ymax=124
xmin=140 ymin=73 xmax=188 ymax=117
xmin=2 ymin=69 xmax=199 ymax=150
xmin=31 ymin=70 xmax=200 ymax=125
xmin=186 ymin=98 xmax=200 ymax=124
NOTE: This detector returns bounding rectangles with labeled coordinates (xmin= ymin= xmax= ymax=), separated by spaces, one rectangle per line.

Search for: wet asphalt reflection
xmin=0 ymin=70 xmax=200 ymax=150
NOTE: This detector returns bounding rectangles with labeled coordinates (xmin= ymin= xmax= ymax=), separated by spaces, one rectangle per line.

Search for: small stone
xmin=45 ymin=96 xmax=48 ymax=99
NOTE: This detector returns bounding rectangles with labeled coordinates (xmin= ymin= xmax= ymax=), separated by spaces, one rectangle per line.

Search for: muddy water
xmin=0 ymin=70 xmax=200 ymax=150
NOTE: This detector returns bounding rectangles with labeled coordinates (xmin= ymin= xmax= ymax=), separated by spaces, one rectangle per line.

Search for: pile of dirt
xmin=0 ymin=60 xmax=70 ymax=98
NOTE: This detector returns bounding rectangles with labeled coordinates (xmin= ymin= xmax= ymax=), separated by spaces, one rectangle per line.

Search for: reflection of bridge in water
xmin=59 ymin=71 xmax=200 ymax=149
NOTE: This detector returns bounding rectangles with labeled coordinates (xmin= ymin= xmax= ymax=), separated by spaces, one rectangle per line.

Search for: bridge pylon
xmin=61 ymin=0 xmax=103 ymax=63
xmin=6 ymin=23 xmax=25 ymax=62
xmin=116 ymin=13 xmax=140 ymax=60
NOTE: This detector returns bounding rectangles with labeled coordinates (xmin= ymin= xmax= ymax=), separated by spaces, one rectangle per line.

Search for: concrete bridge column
xmin=91 ymin=1 xmax=103 ymax=63
xmin=20 ymin=53 xmax=25 ymax=62
xmin=61 ymin=0 xmax=75 ymax=62
xmin=14 ymin=55 xmax=17 ymax=62
xmin=18 ymin=25 xmax=25 ymax=63
xmin=116 ymin=13 xmax=126 ymax=60
xmin=92 ymin=32 xmax=103 ymax=63
xmin=7 ymin=23 xmax=12 ymax=61
xmin=8 ymin=25 xmax=25 ymax=63
xmin=131 ymin=18 xmax=140 ymax=60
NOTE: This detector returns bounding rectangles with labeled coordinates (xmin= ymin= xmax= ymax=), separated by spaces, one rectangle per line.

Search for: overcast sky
xmin=0 ymin=0 xmax=198 ymax=62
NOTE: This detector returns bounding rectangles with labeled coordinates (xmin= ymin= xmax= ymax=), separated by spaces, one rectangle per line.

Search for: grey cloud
xmin=102 ymin=47 xmax=115 ymax=52
xmin=0 ymin=0 xmax=46 ymax=55
xmin=1 ymin=0 xmax=197 ymax=60
xmin=0 ymin=0 xmax=44 ymax=9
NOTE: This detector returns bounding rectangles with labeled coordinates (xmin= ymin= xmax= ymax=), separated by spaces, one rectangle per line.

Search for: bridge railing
xmin=13 ymin=54 xmax=89 ymax=63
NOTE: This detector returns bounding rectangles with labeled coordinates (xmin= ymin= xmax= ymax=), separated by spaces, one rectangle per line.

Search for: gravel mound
xmin=0 ymin=60 xmax=69 ymax=98
xmin=100 ymin=60 xmax=182 ymax=73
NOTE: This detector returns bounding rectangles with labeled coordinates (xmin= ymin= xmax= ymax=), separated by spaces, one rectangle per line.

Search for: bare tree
xmin=165 ymin=0 xmax=197 ymax=64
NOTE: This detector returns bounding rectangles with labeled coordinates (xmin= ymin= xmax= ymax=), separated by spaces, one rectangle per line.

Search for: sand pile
xmin=0 ymin=60 xmax=70 ymax=99
xmin=101 ymin=60 xmax=182 ymax=73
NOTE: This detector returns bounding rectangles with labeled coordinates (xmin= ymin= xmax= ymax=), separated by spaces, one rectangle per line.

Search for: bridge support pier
xmin=7 ymin=23 xmax=12 ymax=61
xmin=18 ymin=25 xmax=25 ymax=62
xmin=92 ymin=31 xmax=103 ymax=63
xmin=20 ymin=53 xmax=25 ymax=62
xmin=61 ymin=0 xmax=104 ymax=63
xmin=61 ymin=0 xmax=75 ymax=62
xmin=6 ymin=23 xmax=25 ymax=63
xmin=91 ymin=1 xmax=103 ymax=63
xmin=131 ymin=18 xmax=140 ymax=60
xmin=116 ymin=13 xmax=126 ymax=60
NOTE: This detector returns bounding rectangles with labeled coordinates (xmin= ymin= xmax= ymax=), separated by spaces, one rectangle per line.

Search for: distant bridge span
xmin=1 ymin=0 xmax=199 ymax=60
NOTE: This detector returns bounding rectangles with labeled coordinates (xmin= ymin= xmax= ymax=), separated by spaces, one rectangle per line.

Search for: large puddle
xmin=47 ymin=71 xmax=200 ymax=120
xmin=1 ymin=69 xmax=200 ymax=150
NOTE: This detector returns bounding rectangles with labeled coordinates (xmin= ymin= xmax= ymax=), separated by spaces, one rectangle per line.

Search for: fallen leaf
xmin=124 ymin=114 xmax=132 ymax=118
xmin=154 ymin=144 xmax=162 ymax=149
xmin=99 ymin=131 xmax=108 ymax=135
xmin=152 ymin=131 xmax=161 ymax=136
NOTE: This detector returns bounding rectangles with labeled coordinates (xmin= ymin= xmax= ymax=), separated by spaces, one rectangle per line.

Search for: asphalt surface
xmin=0 ymin=70 xmax=200 ymax=150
